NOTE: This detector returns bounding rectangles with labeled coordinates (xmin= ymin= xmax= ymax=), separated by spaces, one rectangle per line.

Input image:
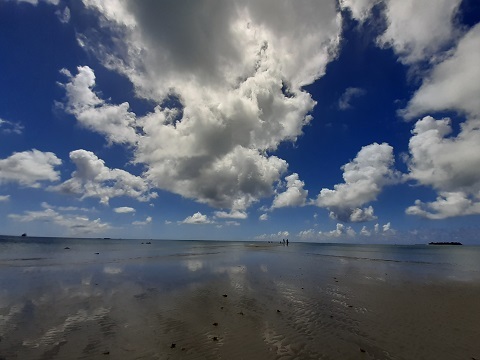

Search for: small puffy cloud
xmin=316 ymin=143 xmax=399 ymax=222
xmin=0 ymin=149 xmax=61 ymax=188
xmin=9 ymin=208 xmax=110 ymax=235
xmin=360 ymin=226 xmax=371 ymax=236
xmin=321 ymin=223 xmax=356 ymax=238
xmin=403 ymin=24 xmax=480 ymax=119
xmin=114 ymin=206 xmax=135 ymax=214
xmin=60 ymin=66 xmax=138 ymax=145
xmin=0 ymin=118 xmax=23 ymax=135
xmin=40 ymin=201 xmax=95 ymax=213
xmin=50 ymin=149 xmax=157 ymax=205
xmin=132 ymin=216 xmax=152 ymax=225
xmin=0 ymin=195 xmax=10 ymax=202
xmin=359 ymin=222 xmax=394 ymax=236
xmin=329 ymin=205 xmax=377 ymax=223
xmin=338 ymin=87 xmax=366 ymax=110
xmin=181 ymin=212 xmax=212 ymax=225
xmin=298 ymin=229 xmax=318 ymax=240
xmin=259 ymin=213 xmax=268 ymax=221
xmin=214 ymin=210 xmax=247 ymax=219
xmin=12 ymin=0 xmax=59 ymax=5
xmin=255 ymin=231 xmax=289 ymax=240
xmin=55 ymin=6 xmax=71 ymax=24
xmin=271 ymin=173 xmax=308 ymax=209
xmin=225 ymin=221 xmax=240 ymax=226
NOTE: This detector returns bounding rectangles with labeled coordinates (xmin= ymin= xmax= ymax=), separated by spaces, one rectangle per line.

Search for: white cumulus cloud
xmin=9 ymin=207 xmax=110 ymax=235
xmin=377 ymin=0 xmax=462 ymax=64
xmin=50 ymin=149 xmax=157 ymax=205
xmin=316 ymin=143 xmax=399 ymax=222
xmin=64 ymin=0 xmax=344 ymax=212
xmin=341 ymin=0 xmax=462 ymax=64
xmin=132 ymin=216 xmax=152 ymax=225
xmin=405 ymin=116 xmax=480 ymax=219
xmin=181 ymin=212 xmax=212 ymax=225
xmin=60 ymin=66 xmax=138 ymax=145
xmin=214 ymin=210 xmax=248 ymax=220
xmin=406 ymin=193 xmax=480 ymax=220
xmin=0 ymin=195 xmax=10 ymax=202
xmin=403 ymin=24 xmax=480 ymax=119
xmin=114 ymin=206 xmax=135 ymax=214
xmin=0 ymin=149 xmax=61 ymax=188
xmin=271 ymin=173 xmax=308 ymax=209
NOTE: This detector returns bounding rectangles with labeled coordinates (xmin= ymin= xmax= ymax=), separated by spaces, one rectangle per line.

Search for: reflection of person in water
xmin=283 ymin=239 xmax=286 ymax=246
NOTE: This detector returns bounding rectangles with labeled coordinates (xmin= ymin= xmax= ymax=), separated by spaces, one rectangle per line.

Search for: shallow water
xmin=1 ymin=237 xmax=480 ymax=359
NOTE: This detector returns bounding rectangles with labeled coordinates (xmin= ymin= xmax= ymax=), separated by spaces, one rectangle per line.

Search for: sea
xmin=1 ymin=236 xmax=480 ymax=359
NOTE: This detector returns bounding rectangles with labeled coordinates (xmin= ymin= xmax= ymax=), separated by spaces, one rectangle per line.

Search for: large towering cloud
xmin=62 ymin=0 xmax=343 ymax=211
xmin=316 ymin=143 xmax=398 ymax=222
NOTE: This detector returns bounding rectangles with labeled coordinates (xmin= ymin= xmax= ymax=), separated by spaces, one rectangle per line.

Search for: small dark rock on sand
xmin=170 ymin=343 xmax=176 ymax=349
xmin=238 ymin=311 xmax=244 ymax=315
xmin=360 ymin=348 xmax=366 ymax=353
xmin=212 ymin=337 xmax=218 ymax=341
xmin=276 ymin=309 xmax=281 ymax=313
xmin=212 ymin=322 xmax=218 ymax=326
xmin=222 ymin=294 xmax=228 ymax=297
xmin=102 ymin=351 xmax=110 ymax=355
xmin=220 ymin=306 xmax=224 ymax=310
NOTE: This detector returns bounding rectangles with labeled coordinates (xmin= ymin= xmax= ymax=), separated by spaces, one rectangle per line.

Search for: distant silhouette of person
xmin=283 ymin=239 xmax=286 ymax=246
xmin=286 ymin=239 xmax=289 ymax=246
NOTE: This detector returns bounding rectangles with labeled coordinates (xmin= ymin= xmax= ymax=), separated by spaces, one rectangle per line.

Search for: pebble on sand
xmin=212 ymin=322 xmax=218 ymax=326
xmin=222 ymin=294 xmax=228 ymax=297
xmin=170 ymin=343 xmax=176 ymax=349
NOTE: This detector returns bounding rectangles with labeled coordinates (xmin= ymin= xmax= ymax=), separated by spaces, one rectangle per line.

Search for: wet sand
xmin=1 ymin=239 xmax=480 ymax=359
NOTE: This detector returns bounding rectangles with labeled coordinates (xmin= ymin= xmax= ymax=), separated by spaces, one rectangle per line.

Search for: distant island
xmin=428 ymin=241 xmax=462 ymax=245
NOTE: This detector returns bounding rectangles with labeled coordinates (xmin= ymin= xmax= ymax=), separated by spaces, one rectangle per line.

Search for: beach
xmin=1 ymin=237 xmax=480 ymax=359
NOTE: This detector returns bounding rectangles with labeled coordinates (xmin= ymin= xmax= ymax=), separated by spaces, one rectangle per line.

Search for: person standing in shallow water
xmin=286 ymin=239 xmax=289 ymax=246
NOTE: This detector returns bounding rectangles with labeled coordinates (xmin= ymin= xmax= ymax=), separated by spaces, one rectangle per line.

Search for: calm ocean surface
xmin=1 ymin=236 xmax=480 ymax=359
xmin=1 ymin=235 xmax=480 ymax=281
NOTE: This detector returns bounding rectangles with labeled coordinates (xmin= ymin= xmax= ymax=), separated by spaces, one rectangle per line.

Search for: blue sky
xmin=1 ymin=0 xmax=479 ymax=243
